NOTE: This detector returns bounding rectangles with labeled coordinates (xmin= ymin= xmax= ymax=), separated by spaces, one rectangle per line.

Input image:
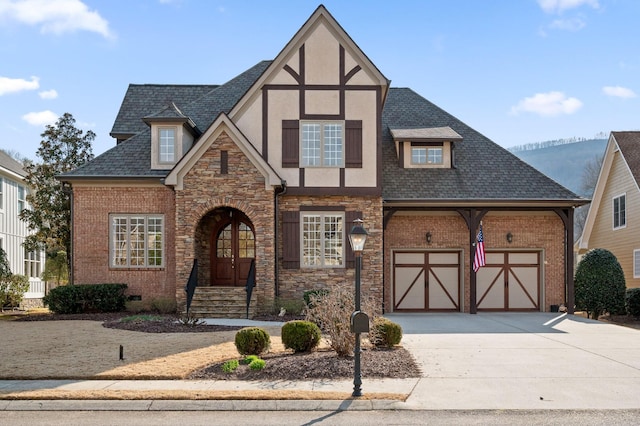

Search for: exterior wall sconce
xmin=426 ymin=232 xmax=432 ymax=244
xmin=506 ymin=232 xmax=513 ymax=244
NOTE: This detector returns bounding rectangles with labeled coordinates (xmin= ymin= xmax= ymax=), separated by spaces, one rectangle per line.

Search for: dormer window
xmin=159 ymin=127 xmax=177 ymax=163
xmin=390 ymin=126 xmax=462 ymax=169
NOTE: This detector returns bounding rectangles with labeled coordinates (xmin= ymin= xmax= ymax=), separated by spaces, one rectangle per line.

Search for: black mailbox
xmin=350 ymin=311 xmax=369 ymax=333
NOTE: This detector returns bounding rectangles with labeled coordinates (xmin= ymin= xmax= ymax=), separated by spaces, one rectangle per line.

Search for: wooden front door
xmin=211 ymin=214 xmax=255 ymax=287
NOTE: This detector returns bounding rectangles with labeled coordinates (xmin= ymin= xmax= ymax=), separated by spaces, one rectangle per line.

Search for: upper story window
xmin=110 ymin=214 xmax=164 ymax=268
xmin=301 ymin=122 xmax=344 ymax=167
xmin=17 ymin=185 xmax=26 ymax=213
xmin=0 ymin=177 xmax=3 ymax=210
xmin=301 ymin=212 xmax=344 ymax=267
xmin=158 ymin=128 xmax=176 ymax=164
xmin=613 ymin=194 xmax=626 ymax=229
xmin=411 ymin=146 xmax=443 ymax=165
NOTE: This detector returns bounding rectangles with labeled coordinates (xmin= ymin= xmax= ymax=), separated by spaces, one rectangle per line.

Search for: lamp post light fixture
xmin=348 ymin=218 xmax=368 ymax=397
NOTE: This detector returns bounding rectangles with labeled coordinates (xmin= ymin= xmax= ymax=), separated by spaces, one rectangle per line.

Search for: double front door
xmin=211 ymin=213 xmax=255 ymax=287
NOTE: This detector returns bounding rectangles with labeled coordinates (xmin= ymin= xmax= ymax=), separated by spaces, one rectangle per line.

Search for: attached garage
xmin=393 ymin=250 xmax=461 ymax=312
xmin=476 ymin=251 xmax=541 ymax=311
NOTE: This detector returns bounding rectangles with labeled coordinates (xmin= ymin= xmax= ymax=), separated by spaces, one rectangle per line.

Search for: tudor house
xmin=60 ymin=5 xmax=586 ymax=317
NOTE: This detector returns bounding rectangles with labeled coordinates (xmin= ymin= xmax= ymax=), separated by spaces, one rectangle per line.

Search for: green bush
xmin=150 ymin=297 xmax=176 ymax=314
xmin=234 ymin=327 xmax=271 ymax=356
xmin=43 ymin=283 xmax=128 ymax=314
xmin=248 ymin=358 xmax=266 ymax=370
xmin=271 ymin=297 xmax=306 ymax=316
xmin=0 ymin=274 xmax=30 ymax=308
xmin=281 ymin=320 xmax=321 ymax=353
xmin=222 ymin=359 xmax=239 ymax=373
xmin=575 ymin=248 xmax=626 ymax=319
xmin=240 ymin=355 xmax=259 ymax=365
xmin=371 ymin=317 xmax=403 ymax=348
xmin=303 ymin=289 xmax=329 ymax=307
xmin=626 ymin=288 xmax=640 ymax=318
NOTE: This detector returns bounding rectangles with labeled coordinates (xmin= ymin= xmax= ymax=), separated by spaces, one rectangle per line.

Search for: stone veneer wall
xmin=384 ymin=212 xmax=566 ymax=313
xmin=72 ymin=185 xmax=176 ymax=301
xmin=173 ymin=131 xmax=276 ymax=313
xmin=277 ymin=195 xmax=384 ymax=311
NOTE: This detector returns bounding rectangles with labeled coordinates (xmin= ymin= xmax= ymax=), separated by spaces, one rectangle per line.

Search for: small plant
xmin=234 ymin=327 xmax=271 ymax=355
xmin=248 ymin=358 xmax=266 ymax=370
xmin=178 ymin=313 xmax=204 ymax=326
xmin=303 ymin=289 xmax=329 ymax=308
xmin=272 ymin=297 xmax=306 ymax=316
xmin=222 ymin=359 xmax=239 ymax=373
xmin=371 ymin=317 xmax=403 ymax=348
xmin=150 ymin=297 xmax=177 ymax=314
xmin=120 ymin=314 xmax=164 ymax=323
xmin=241 ymin=355 xmax=259 ymax=365
xmin=626 ymin=288 xmax=640 ymax=319
xmin=281 ymin=320 xmax=321 ymax=353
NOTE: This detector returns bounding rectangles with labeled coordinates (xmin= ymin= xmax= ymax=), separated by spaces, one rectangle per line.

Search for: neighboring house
xmin=0 ymin=150 xmax=45 ymax=308
xmin=578 ymin=131 xmax=640 ymax=289
xmin=60 ymin=6 xmax=586 ymax=317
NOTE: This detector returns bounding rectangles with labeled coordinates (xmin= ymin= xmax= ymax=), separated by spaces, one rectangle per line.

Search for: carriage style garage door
xmin=476 ymin=251 xmax=541 ymax=311
xmin=393 ymin=251 xmax=461 ymax=312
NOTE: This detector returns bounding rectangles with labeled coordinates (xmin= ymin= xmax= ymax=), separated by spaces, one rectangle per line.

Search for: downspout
xmin=274 ymin=180 xmax=287 ymax=298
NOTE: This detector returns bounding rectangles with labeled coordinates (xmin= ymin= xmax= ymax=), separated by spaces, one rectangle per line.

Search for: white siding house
xmin=0 ymin=151 xmax=45 ymax=307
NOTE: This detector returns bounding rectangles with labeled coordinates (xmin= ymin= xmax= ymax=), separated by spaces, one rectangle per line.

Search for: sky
xmin=1 ymin=0 xmax=639 ymax=160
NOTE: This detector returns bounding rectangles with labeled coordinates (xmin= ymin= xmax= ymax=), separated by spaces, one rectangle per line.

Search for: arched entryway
xmin=211 ymin=210 xmax=255 ymax=286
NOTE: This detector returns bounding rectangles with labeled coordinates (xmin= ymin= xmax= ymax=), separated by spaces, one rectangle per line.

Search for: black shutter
xmin=345 ymin=120 xmax=362 ymax=168
xmin=282 ymin=211 xmax=300 ymax=269
xmin=345 ymin=211 xmax=362 ymax=269
xmin=282 ymin=120 xmax=299 ymax=168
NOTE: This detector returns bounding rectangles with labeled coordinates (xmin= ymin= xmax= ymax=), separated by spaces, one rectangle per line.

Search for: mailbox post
xmin=348 ymin=218 xmax=368 ymax=397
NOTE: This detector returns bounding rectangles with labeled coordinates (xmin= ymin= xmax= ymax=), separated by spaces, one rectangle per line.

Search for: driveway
xmin=385 ymin=312 xmax=640 ymax=409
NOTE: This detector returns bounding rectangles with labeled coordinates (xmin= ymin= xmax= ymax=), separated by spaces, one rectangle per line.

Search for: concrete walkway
xmin=1 ymin=312 xmax=640 ymax=411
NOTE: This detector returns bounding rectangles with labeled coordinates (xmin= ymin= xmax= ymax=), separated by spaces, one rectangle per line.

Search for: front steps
xmin=187 ymin=286 xmax=257 ymax=319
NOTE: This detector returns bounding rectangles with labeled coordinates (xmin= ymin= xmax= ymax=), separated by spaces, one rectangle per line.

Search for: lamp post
xmin=348 ymin=218 xmax=368 ymax=397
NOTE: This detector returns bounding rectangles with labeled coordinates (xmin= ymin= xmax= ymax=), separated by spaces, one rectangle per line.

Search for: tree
xmin=0 ymin=248 xmax=29 ymax=308
xmin=574 ymin=248 xmax=626 ymax=319
xmin=20 ymin=113 xmax=95 ymax=268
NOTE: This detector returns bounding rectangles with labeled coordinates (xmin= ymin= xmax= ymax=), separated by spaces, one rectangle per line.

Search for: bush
xmin=43 ymin=283 xmax=128 ymax=314
xmin=150 ymin=297 xmax=177 ymax=314
xmin=271 ymin=297 xmax=306 ymax=316
xmin=281 ymin=320 xmax=321 ymax=353
xmin=234 ymin=327 xmax=271 ymax=356
xmin=371 ymin=317 xmax=403 ymax=348
xmin=303 ymin=289 xmax=329 ymax=307
xmin=0 ymin=274 xmax=30 ymax=308
xmin=248 ymin=358 xmax=266 ymax=370
xmin=240 ymin=355 xmax=259 ymax=365
xmin=574 ymin=248 xmax=626 ymax=319
xmin=305 ymin=284 xmax=379 ymax=356
xmin=626 ymin=288 xmax=640 ymax=318
xmin=222 ymin=359 xmax=239 ymax=373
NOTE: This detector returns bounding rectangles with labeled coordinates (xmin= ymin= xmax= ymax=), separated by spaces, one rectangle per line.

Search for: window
xmin=428 ymin=147 xmax=443 ymax=164
xmin=110 ymin=215 xmax=164 ymax=268
xmin=0 ymin=177 xmax=3 ymax=210
xmin=24 ymin=249 xmax=41 ymax=278
xmin=17 ymin=185 xmax=25 ymax=213
xmin=158 ymin=128 xmax=176 ymax=163
xmin=301 ymin=122 xmax=344 ymax=167
xmin=411 ymin=146 xmax=443 ymax=165
xmin=613 ymin=194 xmax=626 ymax=229
xmin=301 ymin=212 xmax=344 ymax=267
xmin=634 ymin=250 xmax=640 ymax=278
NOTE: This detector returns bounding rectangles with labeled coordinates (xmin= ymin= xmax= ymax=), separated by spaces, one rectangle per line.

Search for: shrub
xmin=43 ymin=283 xmax=128 ymax=314
xmin=241 ymin=355 xmax=259 ymax=365
xmin=0 ymin=274 xmax=30 ymax=308
xmin=248 ymin=358 xmax=266 ymax=370
xmin=305 ymin=284 xmax=379 ymax=356
xmin=626 ymin=288 xmax=640 ymax=319
xmin=222 ymin=359 xmax=239 ymax=373
xmin=234 ymin=327 xmax=271 ymax=356
xmin=150 ymin=297 xmax=177 ymax=314
xmin=575 ymin=248 xmax=626 ymax=319
xmin=303 ymin=289 xmax=329 ymax=307
xmin=271 ymin=297 xmax=306 ymax=316
xmin=371 ymin=317 xmax=403 ymax=348
xmin=281 ymin=320 xmax=321 ymax=353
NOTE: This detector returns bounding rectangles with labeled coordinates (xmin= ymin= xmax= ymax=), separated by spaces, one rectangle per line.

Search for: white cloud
xmin=603 ymin=86 xmax=637 ymax=99
xmin=0 ymin=75 xmax=39 ymax=95
xmin=0 ymin=0 xmax=113 ymax=39
xmin=38 ymin=89 xmax=58 ymax=99
xmin=538 ymin=0 xmax=599 ymax=14
xmin=510 ymin=91 xmax=583 ymax=116
xmin=22 ymin=110 xmax=58 ymax=126
xmin=549 ymin=17 xmax=586 ymax=31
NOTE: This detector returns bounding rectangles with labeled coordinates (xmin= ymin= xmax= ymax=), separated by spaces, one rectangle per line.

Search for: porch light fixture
xmin=348 ymin=218 xmax=368 ymax=397
xmin=506 ymin=232 xmax=513 ymax=244
xmin=426 ymin=231 xmax=432 ymax=244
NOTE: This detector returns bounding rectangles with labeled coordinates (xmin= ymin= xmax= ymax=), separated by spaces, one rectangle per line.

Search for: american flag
xmin=473 ymin=225 xmax=486 ymax=272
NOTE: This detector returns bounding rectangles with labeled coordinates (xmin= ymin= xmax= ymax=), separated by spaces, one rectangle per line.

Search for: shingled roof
xmin=0 ymin=150 xmax=25 ymax=178
xmin=612 ymin=131 xmax=640 ymax=186
xmin=382 ymin=88 xmax=584 ymax=204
